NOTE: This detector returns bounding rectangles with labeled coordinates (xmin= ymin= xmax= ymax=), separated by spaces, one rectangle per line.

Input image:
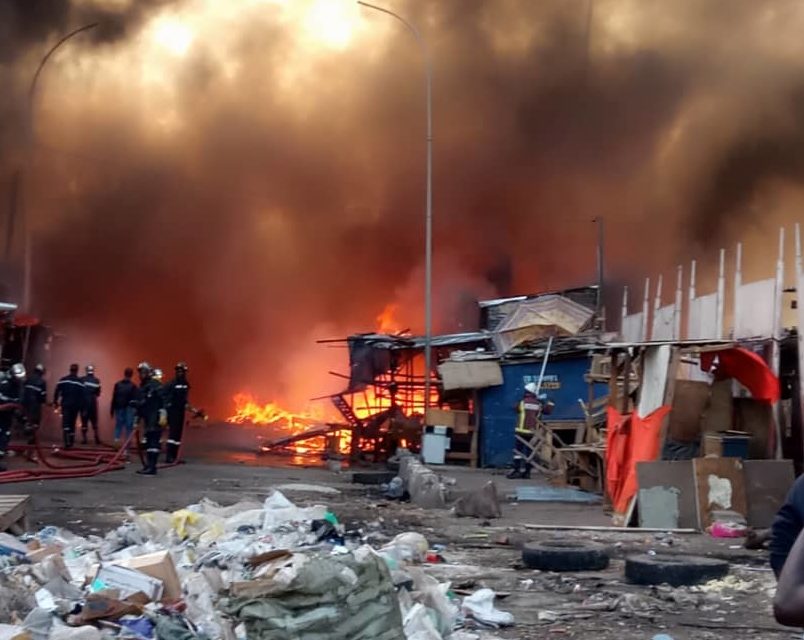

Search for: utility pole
xmin=358 ymin=2 xmax=434 ymax=409
xmin=22 ymin=23 xmax=98 ymax=312
xmin=594 ymin=217 xmax=605 ymax=329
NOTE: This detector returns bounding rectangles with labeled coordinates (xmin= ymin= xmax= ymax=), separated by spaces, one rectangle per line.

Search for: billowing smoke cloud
xmin=3 ymin=0 xmax=804 ymax=415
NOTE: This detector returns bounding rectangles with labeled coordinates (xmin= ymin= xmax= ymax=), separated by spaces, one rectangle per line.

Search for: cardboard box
xmin=452 ymin=410 xmax=471 ymax=434
xmin=92 ymin=564 xmax=164 ymax=602
xmin=114 ymin=551 xmax=182 ymax=601
xmin=424 ymin=408 xmax=455 ymax=428
xmin=26 ymin=544 xmax=63 ymax=563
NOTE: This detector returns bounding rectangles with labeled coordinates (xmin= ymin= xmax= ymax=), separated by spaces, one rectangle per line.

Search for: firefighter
xmin=163 ymin=361 xmax=190 ymax=464
xmin=22 ymin=364 xmax=47 ymax=443
xmin=0 ymin=364 xmax=25 ymax=471
xmin=110 ymin=368 xmax=138 ymax=447
xmin=132 ymin=362 xmax=166 ymax=475
xmin=80 ymin=364 xmax=102 ymax=445
xmin=54 ymin=364 xmax=84 ymax=449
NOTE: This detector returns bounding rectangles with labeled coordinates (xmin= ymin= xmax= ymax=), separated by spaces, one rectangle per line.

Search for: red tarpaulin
xmin=605 ymin=407 xmax=631 ymax=503
xmin=613 ymin=405 xmax=672 ymax=513
xmin=700 ymin=347 xmax=780 ymax=403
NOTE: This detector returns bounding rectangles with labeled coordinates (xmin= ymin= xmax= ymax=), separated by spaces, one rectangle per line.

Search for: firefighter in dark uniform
xmin=80 ymin=364 xmax=102 ymax=444
xmin=22 ymin=364 xmax=47 ymax=443
xmin=54 ymin=364 xmax=84 ymax=449
xmin=163 ymin=362 xmax=190 ymax=464
xmin=133 ymin=362 xmax=166 ymax=475
xmin=0 ymin=364 xmax=25 ymax=471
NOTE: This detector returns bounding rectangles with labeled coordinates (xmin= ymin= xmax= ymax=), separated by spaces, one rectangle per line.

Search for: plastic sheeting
xmin=700 ymin=347 xmax=780 ymax=403
xmin=491 ymin=295 xmax=594 ymax=354
xmin=224 ymin=550 xmax=405 ymax=640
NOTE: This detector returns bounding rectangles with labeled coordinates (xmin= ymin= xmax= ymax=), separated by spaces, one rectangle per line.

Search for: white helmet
xmin=524 ymin=382 xmax=538 ymax=395
xmin=153 ymin=368 xmax=163 ymax=382
xmin=11 ymin=363 xmax=26 ymax=380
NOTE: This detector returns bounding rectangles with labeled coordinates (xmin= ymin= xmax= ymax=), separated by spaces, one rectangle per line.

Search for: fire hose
xmin=0 ymin=429 xmax=136 ymax=484
xmin=0 ymin=405 xmax=203 ymax=483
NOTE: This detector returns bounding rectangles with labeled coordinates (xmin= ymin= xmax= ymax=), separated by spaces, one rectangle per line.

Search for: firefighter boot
xmin=165 ymin=442 xmax=177 ymax=464
xmin=506 ymin=457 xmax=529 ymax=479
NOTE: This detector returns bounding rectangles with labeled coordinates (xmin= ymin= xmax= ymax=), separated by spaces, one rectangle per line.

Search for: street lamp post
xmin=22 ymin=22 xmax=99 ymax=312
xmin=357 ymin=2 xmax=434 ymax=411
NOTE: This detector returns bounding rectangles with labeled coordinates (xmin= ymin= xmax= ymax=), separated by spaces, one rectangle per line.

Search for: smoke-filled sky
xmin=3 ymin=0 xmax=804 ymax=415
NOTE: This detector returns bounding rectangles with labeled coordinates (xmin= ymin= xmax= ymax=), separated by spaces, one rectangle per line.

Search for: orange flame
xmin=376 ymin=303 xmax=402 ymax=334
xmin=227 ymin=393 xmax=325 ymax=427
xmin=226 ymin=393 xmax=350 ymax=455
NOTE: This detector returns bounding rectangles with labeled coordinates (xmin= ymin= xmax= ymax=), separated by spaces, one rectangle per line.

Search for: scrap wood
xmin=245 ymin=549 xmax=291 ymax=567
xmin=519 ymin=523 xmax=697 ymax=534
xmin=258 ymin=424 xmax=349 ymax=451
xmin=679 ymin=620 xmax=790 ymax=633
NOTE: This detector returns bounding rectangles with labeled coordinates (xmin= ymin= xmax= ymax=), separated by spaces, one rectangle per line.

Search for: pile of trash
xmin=0 ymin=490 xmax=513 ymax=639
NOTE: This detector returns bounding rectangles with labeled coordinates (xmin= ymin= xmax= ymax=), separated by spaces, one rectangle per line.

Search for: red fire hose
xmin=0 ymin=430 xmax=136 ymax=484
xmin=0 ymin=407 xmax=196 ymax=483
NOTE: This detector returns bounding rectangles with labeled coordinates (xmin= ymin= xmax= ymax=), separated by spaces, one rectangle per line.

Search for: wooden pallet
xmin=0 ymin=494 xmax=31 ymax=535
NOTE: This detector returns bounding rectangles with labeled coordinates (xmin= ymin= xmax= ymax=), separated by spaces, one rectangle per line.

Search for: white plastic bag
xmin=461 ymin=588 xmax=514 ymax=627
xmin=402 ymin=603 xmax=442 ymax=640
xmin=381 ymin=532 xmax=429 ymax=565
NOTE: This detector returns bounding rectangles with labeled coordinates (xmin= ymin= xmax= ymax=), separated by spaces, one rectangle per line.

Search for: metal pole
xmin=23 ymin=23 xmax=98 ymax=312
xmin=594 ymin=217 xmax=604 ymax=325
xmin=358 ymin=2 xmax=433 ymax=409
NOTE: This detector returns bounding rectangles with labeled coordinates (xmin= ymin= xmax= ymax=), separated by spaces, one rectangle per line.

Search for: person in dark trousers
xmin=22 ymin=364 xmax=47 ymax=444
xmin=111 ymin=368 xmax=138 ymax=447
xmin=0 ymin=364 xmax=26 ymax=471
xmin=770 ymin=474 xmax=804 ymax=577
xmin=132 ymin=362 xmax=166 ymax=475
xmin=80 ymin=364 xmax=102 ymax=445
xmin=54 ymin=364 xmax=84 ymax=449
xmin=163 ymin=362 xmax=190 ymax=464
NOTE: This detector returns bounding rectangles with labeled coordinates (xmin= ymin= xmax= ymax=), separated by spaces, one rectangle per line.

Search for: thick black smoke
xmin=2 ymin=0 xmax=804 ymax=414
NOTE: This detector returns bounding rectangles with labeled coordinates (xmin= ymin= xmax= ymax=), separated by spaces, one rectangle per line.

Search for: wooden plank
xmin=744 ymin=460 xmax=795 ymax=528
xmin=0 ymin=495 xmax=30 ymax=533
xmin=636 ymin=460 xmax=698 ymax=529
xmin=667 ymin=381 xmax=710 ymax=443
xmin=520 ymin=522 xmax=697 ymax=534
xmin=692 ymin=457 xmax=747 ymax=529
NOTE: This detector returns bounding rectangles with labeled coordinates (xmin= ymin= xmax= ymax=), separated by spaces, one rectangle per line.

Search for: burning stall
xmin=325 ymin=331 xmax=490 ymax=460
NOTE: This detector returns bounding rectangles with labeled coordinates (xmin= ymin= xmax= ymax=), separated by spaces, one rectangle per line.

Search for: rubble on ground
xmin=0 ymin=490 xmax=513 ymax=639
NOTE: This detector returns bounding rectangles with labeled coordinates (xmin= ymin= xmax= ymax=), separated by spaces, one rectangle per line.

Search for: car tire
xmin=522 ymin=540 xmax=610 ymax=572
xmin=625 ymin=554 xmax=729 ymax=587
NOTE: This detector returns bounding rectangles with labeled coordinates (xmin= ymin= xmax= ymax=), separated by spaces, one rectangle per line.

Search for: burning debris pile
xmin=0 ymin=490 xmax=512 ymax=640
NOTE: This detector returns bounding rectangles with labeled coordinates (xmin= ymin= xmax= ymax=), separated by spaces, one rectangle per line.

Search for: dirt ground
xmin=0 ymin=424 xmax=793 ymax=639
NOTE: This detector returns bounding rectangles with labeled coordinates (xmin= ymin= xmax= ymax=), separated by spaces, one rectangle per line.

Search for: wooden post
xmin=716 ymin=248 xmax=725 ymax=340
xmin=688 ymin=259 xmax=697 ymax=340
xmin=771 ymin=227 xmax=785 ymax=459
xmin=674 ymin=264 xmax=683 ymax=340
xmin=734 ymin=242 xmax=743 ymax=339
xmin=642 ymin=276 xmax=650 ymax=341
xmin=653 ymin=274 xmax=663 ymax=341
xmin=621 ymin=285 xmax=629 ymax=338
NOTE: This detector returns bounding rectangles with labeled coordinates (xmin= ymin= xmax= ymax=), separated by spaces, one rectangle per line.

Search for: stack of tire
xmin=522 ymin=540 xmax=729 ymax=586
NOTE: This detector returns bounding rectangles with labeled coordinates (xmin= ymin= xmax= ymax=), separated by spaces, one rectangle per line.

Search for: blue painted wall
xmin=478 ymin=355 xmax=605 ymax=467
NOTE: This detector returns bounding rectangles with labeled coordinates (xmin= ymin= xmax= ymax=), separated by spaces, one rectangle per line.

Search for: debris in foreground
xmin=0 ymin=491 xmax=512 ymax=639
